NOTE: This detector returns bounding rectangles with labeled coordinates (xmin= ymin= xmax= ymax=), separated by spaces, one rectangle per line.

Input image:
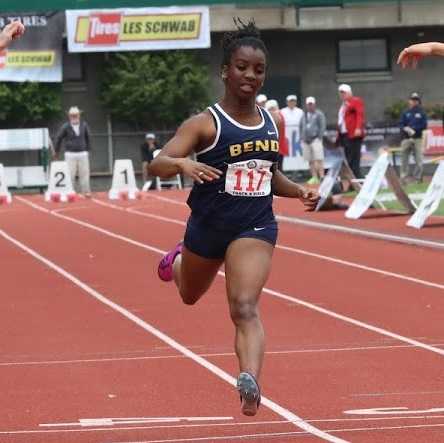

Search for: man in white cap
xmin=337 ymin=84 xmax=365 ymax=178
xmin=301 ymin=96 xmax=326 ymax=185
xmin=54 ymin=106 xmax=92 ymax=197
xmin=281 ymin=94 xmax=304 ymax=158
xmin=140 ymin=132 xmax=159 ymax=188
xmin=256 ymin=94 xmax=268 ymax=108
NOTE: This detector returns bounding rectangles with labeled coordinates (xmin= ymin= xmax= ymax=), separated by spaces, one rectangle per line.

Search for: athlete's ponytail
xmin=221 ymin=18 xmax=268 ymax=68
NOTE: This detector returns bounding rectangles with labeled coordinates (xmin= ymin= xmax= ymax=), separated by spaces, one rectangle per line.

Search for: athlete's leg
xmin=173 ymin=246 xmax=223 ymax=305
xmin=224 ymin=237 xmax=274 ymax=380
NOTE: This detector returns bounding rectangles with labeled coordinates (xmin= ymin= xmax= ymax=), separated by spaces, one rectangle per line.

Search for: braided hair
xmin=221 ymin=18 xmax=268 ymax=69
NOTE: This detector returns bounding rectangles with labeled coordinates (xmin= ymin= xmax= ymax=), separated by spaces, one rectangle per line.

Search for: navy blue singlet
xmin=187 ymin=103 xmax=280 ymax=231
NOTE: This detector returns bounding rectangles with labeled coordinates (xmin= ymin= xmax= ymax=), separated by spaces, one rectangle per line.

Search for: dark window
xmin=338 ymin=38 xmax=389 ymax=72
xmin=62 ymin=39 xmax=85 ymax=81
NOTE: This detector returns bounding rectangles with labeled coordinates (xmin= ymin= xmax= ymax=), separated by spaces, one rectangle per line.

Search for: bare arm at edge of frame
xmin=0 ymin=21 xmax=25 ymax=51
xmin=397 ymin=42 xmax=444 ymax=68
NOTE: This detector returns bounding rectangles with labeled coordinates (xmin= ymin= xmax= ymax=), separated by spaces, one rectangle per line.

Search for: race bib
xmin=225 ymin=159 xmax=273 ymax=197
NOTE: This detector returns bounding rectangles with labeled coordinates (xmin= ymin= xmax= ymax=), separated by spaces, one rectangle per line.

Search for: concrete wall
xmin=210 ymin=1 xmax=444 ymax=31
xmin=207 ymin=26 xmax=444 ymax=126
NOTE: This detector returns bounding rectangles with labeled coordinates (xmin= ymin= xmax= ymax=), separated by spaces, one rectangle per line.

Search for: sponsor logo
xmin=247 ymin=161 xmax=257 ymax=169
xmin=87 ymin=13 xmax=122 ymax=45
xmin=0 ymin=51 xmax=55 ymax=68
xmin=267 ymin=130 xmax=276 ymax=135
xmin=253 ymin=227 xmax=266 ymax=231
xmin=75 ymin=13 xmax=202 ymax=45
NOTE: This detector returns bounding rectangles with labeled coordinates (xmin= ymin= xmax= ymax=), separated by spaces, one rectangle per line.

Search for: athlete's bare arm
xmin=397 ymin=42 xmax=444 ymax=68
xmin=148 ymin=111 xmax=222 ymax=184
xmin=272 ymin=170 xmax=319 ymax=211
xmin=267 ymin=110 xmax=319 ymax=211
xmin=0 ymin=21 xmax=25 ymax=51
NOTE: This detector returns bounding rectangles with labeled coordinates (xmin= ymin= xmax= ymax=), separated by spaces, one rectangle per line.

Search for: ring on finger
xmin=198 ymin=171 xmax=204 ymax=176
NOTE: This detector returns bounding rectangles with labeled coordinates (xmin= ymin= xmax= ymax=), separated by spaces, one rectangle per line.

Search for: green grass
xmin=344 ymin=182 xmax=444 ymax=216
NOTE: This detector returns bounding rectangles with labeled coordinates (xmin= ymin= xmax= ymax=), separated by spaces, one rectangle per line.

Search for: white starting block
xmin=45 ymin=161 xmax=77 ymax=203
xmin=345 ymin=151 xmax=415 ymax=219
xmin=407 ymin=161 xmax=444 ymax=229
xmin=0 ymin=163 xmax=12 ymax=204
xmin=108 ymin=159 xmax=140 ymax=200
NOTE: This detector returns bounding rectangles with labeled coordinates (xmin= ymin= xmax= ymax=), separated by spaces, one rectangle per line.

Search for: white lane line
xmin=93 ymin=199 xmax=444 ymax=292
xmin=276 ymin=214 xmax=444 ymax=250
xmin=4 ymin=415 xmax=444 ymax=436
xmin=143 ymin=192 xmax=444 ymax=250
xmin=0 ymin=227 xmax=345 ymax=443
xmin=2 ymin=342 xmax=444 ymax=367
xmin=93 ymin=198 xmax=185 ymax=226
xmin=107 ymin=422 xmax=444 ymax=442
xmin=16 ymin=196 xmax=444 ymax=360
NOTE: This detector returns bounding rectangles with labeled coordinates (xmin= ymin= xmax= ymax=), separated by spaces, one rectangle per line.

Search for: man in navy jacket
xmin=400 ymin=93 xmax=427 ymax=183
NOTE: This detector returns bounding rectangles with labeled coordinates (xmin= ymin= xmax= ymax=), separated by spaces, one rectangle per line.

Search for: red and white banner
xmin=424 ymin=121 xmax=444 ymax=156
xmin=66 ymin=6 xmax=210 ymax=53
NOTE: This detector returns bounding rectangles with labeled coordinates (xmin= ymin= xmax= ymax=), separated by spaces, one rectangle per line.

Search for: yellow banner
xmin=75 ymin=13 xmax=201 ymax=43
xmin=5 ymin=51 xmax=55 ymax=67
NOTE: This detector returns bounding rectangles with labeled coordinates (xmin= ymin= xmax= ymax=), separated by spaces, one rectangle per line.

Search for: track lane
xmin=7 ymin=195 xmax=444 ymax=441
xmin=0 ymin=200 xmax=346 ymax=442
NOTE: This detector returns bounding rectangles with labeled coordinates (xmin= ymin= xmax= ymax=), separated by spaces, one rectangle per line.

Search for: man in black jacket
xmin=55 ymin=106 xmax=92 ymax=197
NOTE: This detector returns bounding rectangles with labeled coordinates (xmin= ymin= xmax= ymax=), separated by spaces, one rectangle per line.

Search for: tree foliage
xmin=0 ymin=82 xmax=62 ymax=128
xmin=100 ymin=51 xmax=211 ymax=130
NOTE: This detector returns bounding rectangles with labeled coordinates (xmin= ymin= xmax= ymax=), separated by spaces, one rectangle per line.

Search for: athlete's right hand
xmin=178 ymin=158 xmax=222 ymax=184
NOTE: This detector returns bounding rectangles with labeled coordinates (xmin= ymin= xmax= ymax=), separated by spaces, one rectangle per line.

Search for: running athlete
xmin=0 ymin=21 xmax=25 ymax=51
xmin=398 ymin=42 xmax=444 ymax=68
xmin=149 ymin=20 xmax=319 ymax=416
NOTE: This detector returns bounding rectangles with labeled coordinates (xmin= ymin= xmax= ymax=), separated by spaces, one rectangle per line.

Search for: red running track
xmin=0 ymin=192 xmax=444 ymax=442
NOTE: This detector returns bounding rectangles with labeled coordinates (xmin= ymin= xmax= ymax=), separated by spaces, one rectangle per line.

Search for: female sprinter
xmin=149 ymin=20 xmax=319 ymax=416
xmin=398 ymin=42 xmax=444 ymax=68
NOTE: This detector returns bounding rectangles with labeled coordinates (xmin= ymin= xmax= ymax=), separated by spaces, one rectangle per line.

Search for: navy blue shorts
xmin=184 ymin=215 xmax=278 ymax=259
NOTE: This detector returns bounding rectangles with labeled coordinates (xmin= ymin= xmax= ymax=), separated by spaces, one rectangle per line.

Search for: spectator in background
xmin=337 ymin=84 xmax=366 ymax=179
xmin=54 ymin=106 xmax=92 ymax=197
xmin=399 ymin=92 xmax=428 ymax=184
xmin=301 ymin=96 xmax=326 ymax=185
xmin=265 ymin=99 xmax=289 ymax=171
xmin=256 ymin=94 xmax=268 ymax=108
xmin=140 ymin=132 xmax=158 ymax=186
xmin=281 ymin=94 xmax=304 ymax=157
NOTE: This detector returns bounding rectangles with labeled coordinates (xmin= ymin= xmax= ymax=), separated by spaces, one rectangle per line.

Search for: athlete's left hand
xmin=299 ymin=188 xmax=320 ymax=211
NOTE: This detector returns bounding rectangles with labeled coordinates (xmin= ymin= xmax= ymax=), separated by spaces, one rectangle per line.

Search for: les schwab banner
xmin=0 ymin=13 xmax=63 ymax=82
xmin=66 ymin=6 xmax=210 ymax=53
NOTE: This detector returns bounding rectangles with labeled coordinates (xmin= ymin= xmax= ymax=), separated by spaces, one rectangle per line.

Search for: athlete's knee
xmin=229 ymin=297 xmax=259 ymax=324
xmin=178 ymin=286 xmax=204 ymax=306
